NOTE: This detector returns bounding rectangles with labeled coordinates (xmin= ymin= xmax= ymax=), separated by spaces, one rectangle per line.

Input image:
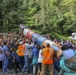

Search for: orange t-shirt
xmin=42 ymin=47 xmax=54 ymax=64
xmin=18 ymin=45 xmax=25 ymax=56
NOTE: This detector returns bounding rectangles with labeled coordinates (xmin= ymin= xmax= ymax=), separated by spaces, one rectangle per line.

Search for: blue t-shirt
xmin=0 ymin=46 xmax=4 ymax=61
xmin=32 ymin=47 xmax=39 ymax=57
xmin=11 ymin=52 xmax=20 ymax=62
xmin=3 ymin=45 xmax=9 ymax=58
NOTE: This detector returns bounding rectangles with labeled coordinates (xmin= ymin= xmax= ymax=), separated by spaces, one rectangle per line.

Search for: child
xmin=11 ymin=47 xmax=20 ymax=74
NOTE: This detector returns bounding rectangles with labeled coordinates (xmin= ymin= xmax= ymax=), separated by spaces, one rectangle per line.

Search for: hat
xmin=19 ymin=41 xmax=23 ymax=44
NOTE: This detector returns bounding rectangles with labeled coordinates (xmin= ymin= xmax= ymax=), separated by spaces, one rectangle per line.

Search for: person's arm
xmin=12 ymin=52 xmax=16 ymax=62
xmin=74 ymin=50 xmax=76 ymax=58
xmin=13 ymin=57 xmax=15 ymax=62
xmin=5 ymin=48 xmax=10 ymax=58
xmin=3 ymin=46 xmax=9 ymax=56
xmin=5 ymin=51 xmax=9 ymax=56
xmin=60 ymin=57 xmax=71 ymax=72
xmin=23 ymin=45 xmax=26 ymax=52
xmin=41 ymin=49 xmax=43 ymax=55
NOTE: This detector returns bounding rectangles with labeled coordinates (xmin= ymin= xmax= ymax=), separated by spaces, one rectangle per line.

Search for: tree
xmin=0 ymin=0 xmax=76 ymax=39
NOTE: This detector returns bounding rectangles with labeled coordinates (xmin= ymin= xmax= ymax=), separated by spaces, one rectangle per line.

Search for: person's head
xmin=67 ymin=42 xmax=73 ymax=49
xmin=26 ymin=40 xmax=30 ymax=44
xmin=14 ymin=40 xmax=18 ymax=45
xmin=61 ymin=44 xmax=70 ymax=51
xmin=34 ymin=41 xmax=37 ymax=45
xmin=4 ymin=40 xmax=9 ymax=46
xmin=46 ymin=43 xmax=50 ymax=47
xmin=12 ymin=47 xmax=16 ymax=52
xmin=63 ymin=42 xmax=73 ymax=49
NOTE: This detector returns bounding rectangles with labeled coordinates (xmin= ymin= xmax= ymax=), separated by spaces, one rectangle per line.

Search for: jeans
xmin=19 ymin=56 xmax=24 ymax=70
xmin=54 ymin=58 xmax=60 ymax=72
xmin=28 ymin=58 xmax=33 ymax=73
xmin=38 ymin=63 xmax=42 ymax=71
xmin=33 ymin=64 xmax=38 ymax=75
xmin=13 ymin=61 xmax=20 ymax=73
xmin=23 ymin=55 xmax=29 ymax=71
xmin=2 ymin=58 xmax=9 ymax=72
xmin=0 ymin=61 xmax=2 ymax=69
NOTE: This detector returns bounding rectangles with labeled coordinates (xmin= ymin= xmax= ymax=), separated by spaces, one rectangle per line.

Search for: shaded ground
xmin=0 ymin=69 xmax=58 ymax=75
xmin=0 ymin=70 xmax=31 ymax=75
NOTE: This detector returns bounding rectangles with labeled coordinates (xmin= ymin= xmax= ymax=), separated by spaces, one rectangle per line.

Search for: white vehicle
xmin=69 ymin=33 xmax=76 ymax=40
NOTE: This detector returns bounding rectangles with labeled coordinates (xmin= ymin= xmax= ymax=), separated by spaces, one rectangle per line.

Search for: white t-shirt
xmin=38 ymin=50 xmax=43 ymax=63
xmin=24 ymin=43 xmax=34 ymax=55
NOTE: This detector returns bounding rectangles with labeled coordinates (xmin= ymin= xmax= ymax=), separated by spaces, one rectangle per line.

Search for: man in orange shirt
xmin=40 ymin=43 xmax=54 ymax=75
xmin=18 ymin=41 xmax=25 ymax=70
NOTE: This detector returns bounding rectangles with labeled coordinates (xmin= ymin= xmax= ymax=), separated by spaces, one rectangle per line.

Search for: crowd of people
xmin=0 ymin=35 xmax=76 ymax=75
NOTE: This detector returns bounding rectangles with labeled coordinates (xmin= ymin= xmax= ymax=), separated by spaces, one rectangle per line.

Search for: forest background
xmin=0 ymin=0 xmax=76 ymax=40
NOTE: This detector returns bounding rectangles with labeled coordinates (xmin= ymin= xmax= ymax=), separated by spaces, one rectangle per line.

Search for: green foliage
xmin=0 ymin=0 xmax=24 ymax=32
xmin=0 ymin=0 xmax=76 ymax=40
